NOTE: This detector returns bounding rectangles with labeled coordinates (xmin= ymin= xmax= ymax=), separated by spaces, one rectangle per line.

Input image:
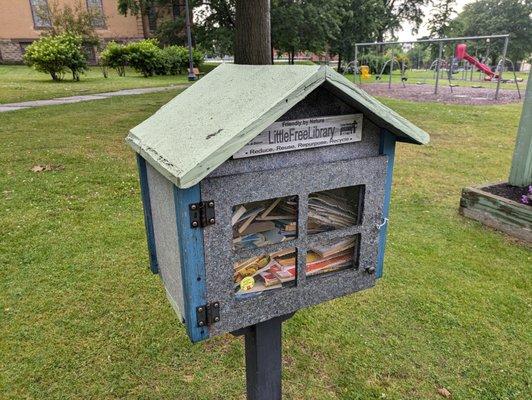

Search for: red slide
xmin=455 ymin=44 xmax=497 ymax=80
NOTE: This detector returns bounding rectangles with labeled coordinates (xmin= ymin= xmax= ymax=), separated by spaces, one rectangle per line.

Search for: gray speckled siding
xmin=201 ymin=156 xmax=386 ymax=335
xmin=207 ymin=85 xmax=381 ymax=180
xmin=198 ymin=84 xmax=387 ymax=336
xmin=147 ymin=164 xmax=185 ymax=322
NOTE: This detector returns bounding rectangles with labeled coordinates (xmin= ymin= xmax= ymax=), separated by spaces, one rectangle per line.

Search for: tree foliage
xmin=195 ymin=0 xmax=236 ymax=57
xmin=100 ymin=41 xmax=130 ymax=76
xmin=448 ymin=0 xmax=532 ymax=64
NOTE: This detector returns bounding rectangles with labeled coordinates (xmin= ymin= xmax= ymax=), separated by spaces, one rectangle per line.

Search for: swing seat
xmin=401 ymin=77 xmax=408 ymax=82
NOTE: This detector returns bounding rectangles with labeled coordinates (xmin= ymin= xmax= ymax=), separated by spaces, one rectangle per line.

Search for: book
xmin=259 ymin=270 xmax=282 ymax=287
xmin=306 ymin=251 xmax=353 ymax=276
xmin=308 ymin=192 xmax=359 ymax=233
xmin=240 ymin=221 xmax=276 ymax=235
xmin=235 ymin=280 xmax=282 ymax=296
xmin=310 ymin=237 xmax=356 ymax=258
xmin=231 ymin=205 xmax=247 ymax=226
xmin=270 ymin=263 xmax=296 ymax=283
xmin=232 ymin=196 xmax=298 ymax=249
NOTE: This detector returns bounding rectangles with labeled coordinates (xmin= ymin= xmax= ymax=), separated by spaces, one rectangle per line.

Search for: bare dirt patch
xmin=358 ymin=83 xmax=522 ymax=105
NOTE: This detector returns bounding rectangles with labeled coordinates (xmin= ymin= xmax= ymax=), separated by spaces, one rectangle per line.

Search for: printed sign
xmin=233 ymin=114 xmax=363 ymax=159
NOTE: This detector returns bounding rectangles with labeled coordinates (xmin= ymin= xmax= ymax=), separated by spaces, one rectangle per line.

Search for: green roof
xmin=126 ymin=64 xmax=429 ymax=189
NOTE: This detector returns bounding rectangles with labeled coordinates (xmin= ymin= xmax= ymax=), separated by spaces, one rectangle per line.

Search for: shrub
xmin=163 ymin=45 xmax=188 ymax=75
xmin=153 ymin=48 xmax=171 ymax=76
xmin=162 ymin=45 xmax=205 ymax=75
xmin=125 ymin=39 xmax=161 ymax=77
xmin=100 ymin=41 xmax=129 ymax=76
xmin=192 ymin=48 xmax=205 ymax=70
xmin=23 ymin=34 xmax=87 ymax=81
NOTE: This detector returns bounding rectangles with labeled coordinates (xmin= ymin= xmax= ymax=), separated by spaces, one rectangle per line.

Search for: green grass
xmin=345 ymin=69 xmax=529 ymax=91
xmin=0 ymin=64 xmax=218 ymax=104
xmin=0 ymin=92 xmax=530 ymax=399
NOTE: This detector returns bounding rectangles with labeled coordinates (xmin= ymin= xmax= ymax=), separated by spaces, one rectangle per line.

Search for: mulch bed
xmin=483 ymin=182 xmax=531 ymax=206
xmin=358 ymin=83 xmax=522 ymax=105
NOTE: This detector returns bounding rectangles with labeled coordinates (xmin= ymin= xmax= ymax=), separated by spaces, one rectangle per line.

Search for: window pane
xmin=234 ymin=248 xmax=296 ymax=297
xmin=232 ymin=196 xmax=298 ymax=251
xmin=147 ymin=6 xmax=157 ymax=32
xmin=307 ymin=185 xmax=364 ymax=234
xmin=86 ymin=0 xmax=105 ymax=28
xmin=30 ymin=0 xmax=51 ymax=28
xmin=306 ymin=235 xmax=359 ymax=277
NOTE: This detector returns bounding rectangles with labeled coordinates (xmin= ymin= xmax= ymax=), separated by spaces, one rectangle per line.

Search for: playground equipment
xmin=360 ymin=65 xmax=371 ymax=79
xmin=352 ymin=34 xmax=516 ymax=100
xmin=455 ymin=44 xmax=497 ymax=80
xmin=374 ymin=56 xmax=408 ymax=88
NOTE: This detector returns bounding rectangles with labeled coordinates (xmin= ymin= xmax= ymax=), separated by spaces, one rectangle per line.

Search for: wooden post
xmin=232 ymin=314 xmax=293 ymax=400
xmin=508 ymin=72 xmax=532 ymax=187
xmin=234 ymin=0 xmax=272 ymax=65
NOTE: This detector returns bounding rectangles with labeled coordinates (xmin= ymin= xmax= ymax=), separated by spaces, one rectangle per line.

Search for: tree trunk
xmin=140 ymin=14 xmax=149 ymax=39
xmin=337 ymin=53 xmax=342 ymax=72
xmin=234 ymin=0 xmax=272 ymax=65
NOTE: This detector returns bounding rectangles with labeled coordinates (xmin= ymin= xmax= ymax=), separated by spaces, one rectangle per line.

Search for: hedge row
xmin=100 ymin=39 xmax=204 ymax=78
xmin=23 ymin=35 xmax=205 ymax=81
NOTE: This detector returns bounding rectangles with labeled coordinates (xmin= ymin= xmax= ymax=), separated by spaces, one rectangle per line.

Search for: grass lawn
xmin=345 ymin=69 xmax=529 ymax=91
xmin=0 ymin=91 xmax=530 ymax=399
xmin=0 ymin=64 xmax=218 ymax=104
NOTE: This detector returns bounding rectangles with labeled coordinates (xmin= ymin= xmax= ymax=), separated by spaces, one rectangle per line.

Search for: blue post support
xmin=136 ymin=154 xmax=159 ymax=274
xmin=377 ymin=129 xmax=397 ymax=278
xmin=173 ymin=184 xmax=209 ymax=343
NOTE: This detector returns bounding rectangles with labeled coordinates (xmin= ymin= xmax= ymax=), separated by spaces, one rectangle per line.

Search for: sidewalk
xmin=0 ymin=85 xmax=188 ymax=113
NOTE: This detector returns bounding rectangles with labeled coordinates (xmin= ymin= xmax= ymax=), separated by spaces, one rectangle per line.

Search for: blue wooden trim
xmin=377 ymin=129 xmax=397 ymax=278
xmin=136 ymin=154 xmax=159 ymax=274
xmin=173 ymin=184 xmax=209 ymax=343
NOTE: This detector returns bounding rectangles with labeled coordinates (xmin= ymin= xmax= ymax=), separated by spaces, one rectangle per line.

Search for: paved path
xmin=0 ymin=85 xmax=188 ymax=113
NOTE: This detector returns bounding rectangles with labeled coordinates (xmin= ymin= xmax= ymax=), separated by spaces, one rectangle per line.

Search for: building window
xmin=147 ymin=6 xmax=157 ymax=32
xmin=19 ymin=42 xmax=34 ymax=55
xmin=172 ymin=2 xmax=181 ymax=19
xmin=29 ymin=0 xmax=51 ymax=29
xmin=86 ymin=0 xmax=106 ymax=28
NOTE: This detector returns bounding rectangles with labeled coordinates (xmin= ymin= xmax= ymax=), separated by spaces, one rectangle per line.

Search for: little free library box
xmin=127 ymin=64 xmax=429 ymax=343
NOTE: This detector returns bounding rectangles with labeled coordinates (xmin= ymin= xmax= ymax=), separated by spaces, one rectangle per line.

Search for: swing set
xmin=351 ymin=34 xmax=521 ymax=100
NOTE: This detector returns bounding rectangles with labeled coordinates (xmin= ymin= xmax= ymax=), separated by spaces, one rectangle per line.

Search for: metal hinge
xmin=196 ymin=302 xmax=220 ymax=327
xmin=189 ymin=200 xmax=215 ymax=228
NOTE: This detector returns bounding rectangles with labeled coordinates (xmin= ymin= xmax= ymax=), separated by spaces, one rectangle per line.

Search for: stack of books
xmin=234 ymin=248 xmax=296 ymax=296
xmin=305 ymin=237 xmax=356 ymax=276
xmin=232 ymin=197 xmax=298 ymax=250
xmin=308 ymin=192 xmax=359 ymax=234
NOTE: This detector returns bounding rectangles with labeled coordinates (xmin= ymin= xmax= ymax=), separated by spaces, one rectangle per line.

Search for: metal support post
xmin=389 ymin=49 xmax=394 ymax=89
xmin=184 ymin=0 xmax=196 ymax=81
xmin=434 ymin=42 xmax=443 ymax=94
xmin=354 ymin=45 xmax=360 ymax=84
xmin=495 ymin=36 xmax=509 ymax=100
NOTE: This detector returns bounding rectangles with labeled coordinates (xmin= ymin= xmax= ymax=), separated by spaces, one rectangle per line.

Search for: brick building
xmin=0 ymin=0 xmax=180 ymax=63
